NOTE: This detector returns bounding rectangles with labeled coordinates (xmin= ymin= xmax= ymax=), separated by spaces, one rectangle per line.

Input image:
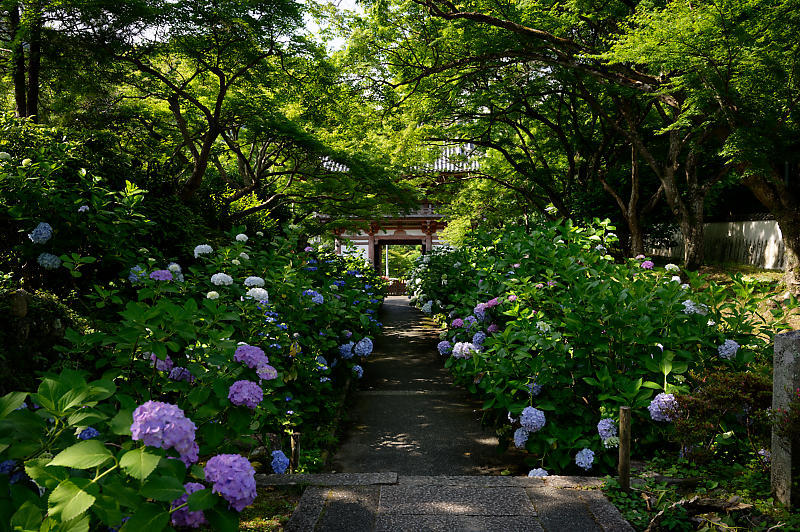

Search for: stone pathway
xmin=263 ymin=297 xmax=633 ymax=531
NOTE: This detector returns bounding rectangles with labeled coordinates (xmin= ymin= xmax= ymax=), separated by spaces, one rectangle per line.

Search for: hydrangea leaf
xmin=109 ymin=409 xmax=133 ymax=436
xmin=10 ymin=500 xmax=42 ymax=531
xmin=25 ymin=458 xmax=69 ymax=490
xmin=205 ymin=506 xmax=240 ymax=532
xmin=139 ymin=475 xmax=185 ymax=502
xmin=48 ymin=440 xmax=113 ymax=469
xmin=48 ymin=478 xmax=98 ymax=521
xmin=119 ymin=502 xmax=169 ymax=532
xmin=0 ymin=391 xmax=28 ymax=419
xmin=186 ymin=488 xmax=217 ymax=511
xmin=120 ymin=448 xmax=160 ymax=481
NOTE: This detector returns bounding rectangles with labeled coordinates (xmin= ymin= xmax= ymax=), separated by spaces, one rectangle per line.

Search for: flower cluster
xmin=437 ymin=340 xmax=452 ymax=355
xmin=597 ymin=418 xmax=617 ymax=440
xmin=29 ymin=222 xmax=53 ymax=244
xmin=78 ymin=427 xmax=100 ymax=440
xmin=228 ymin=380 xmax=263 ymax=409
xmin=206 ymin=291 xmax=219 ymax=300
xmin=149 ymin=269 xmax=173 ymax=281
xmin=149 ymin=353 xmax=174 ymax=372
xmin=354 ymin=337 xmax=373 ymax=357
xmin=339 ymin=342 xmax=354 ymax=359
xmin=204 ymin=454 xmax=257 ymax=512
xmin=235 ymin=233 xmax=248 ymax=242
xmin=472 ymin=332 xmax=486 ymax=346
xmin=452 ymin=342 xmax=476 ymax=359
xmin=520 ymin=406 xmax=546 ymax=432
xmin=234 ymin=344 xmax=268 ymax=369
xmin=193 ymin=244 xmax=213 ymax=258
xmin=451 ymin=318 xmax=464 ymax=328
xmin=37 ymin=252 xmax=61 ymax=270
xmin=528 ymin=468 xmax=548 ymax=477
xmin=665 ymin=263 xmax=680 ymax=272
xmin=256 ymin=364 xmax=278 ymax=381
xmin=718 ymin=339 xmax=739 ymax=360
xmin=513 ymin=427 xmax=529 ymax=448
xmin=648 ymin=393 xmax=677 ymax=422
xmin=640 ymin=260 xmax=654 ymax=270
xmin=682 ymin=299 xmax=708 ymax=315
xmin=171 ymin=482 xmax=208 ymax=528
xmin=303 ymin=289 xmax=324 ymax=304
xmin=169 ymin=367 xmax=195 ymax=383
xmin=244 ymin=276 xmax=264 ymax=287
xmin=130 ymin=401 xmax=198 ymax=465
xmin=128 ymin=265 xmax=146 ymax=282
xmin=271 ymin=450 xmax=290 ymax=474
xmin=353 ymin=365 xmax=364 ymax=379
xmin=575 ymin=448 xmax=595 ymax=470
xmin=211 ymin=273 xmax=233 ymax=286
xmin=246 ymin=287 xmax=269 ymax=301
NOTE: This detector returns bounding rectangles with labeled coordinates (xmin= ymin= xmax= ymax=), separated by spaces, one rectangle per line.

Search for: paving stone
xmin=398 ymin=475 xmax=547 ymax=487
xmin=285 ymin=486 xmax=328 ymax=532
xmin=256 ymin=472 xmax=398 ymax=487
xmin=316 ymin=486 xmax=380 ymax=531
xmin=579 ymin=490 xmax=636 ymax=532
xmin=374 ymin=514 xmax=545 ymax=532
xmin=526 ymin=486 xmax=602 ymax=531
xmin=543 ymin=475 xmax=604 ymax=488
xmin=378 ymin=485 xmax=537 ymax=516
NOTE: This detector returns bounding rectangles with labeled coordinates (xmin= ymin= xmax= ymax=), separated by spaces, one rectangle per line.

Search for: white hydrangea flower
xmin=235 ymin=233 xmax=248 ymax=242
xmin=707 ymin=319 xmax=716 ymax=327
xmin=665 ymin=263 xmax=680 ymax=272
xmin=210 ymin=273 xmax=233 ymax=286
xmin=671 ymin=275 xmax=681 ymax=282
xmin=255 ymin=231 xmax=264 ymax=237
xmin=194 ymin=244 xmax=213 ymax=258
xmin=244 ymin=276 xmax=265 ymax=287
xmin=231 ymin=259 xmax=241 ymax=266
xmin=168 ymin=262 xmax=181 ymax=273
xmin=246 ymin=288 xmax=269 ymax=301
xmin=536 ymin=321 xmax=551 ymax=333
xmin=239 ymin=252 xmax=250 ymax=260
xmin=206 ymin=291 xmax=220 ymax=300
xmin=680 ymin=283 xmax=690 ymax=290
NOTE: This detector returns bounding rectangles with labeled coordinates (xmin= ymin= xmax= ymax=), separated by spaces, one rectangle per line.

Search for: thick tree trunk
xmin=778 ymin=216 xmax=800 ymax=295
xmin=629 ymin=215 xmax=645 ymax=256
xmin=179 ymin=129 xmax=217 ymax=201
xmin=25 ymin=2 xmax=42 ymax=122
xmin=8 ymin=4 xmax=27 ymax=117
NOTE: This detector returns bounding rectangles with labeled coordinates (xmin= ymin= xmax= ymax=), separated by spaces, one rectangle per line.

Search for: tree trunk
xmin=629 ymin=215 xmax=645 ymax=257
xmin=25 ymin=2 xmax=42 ymax=122
xmin=8 ymin=4 xmax=27 ymax=117
xmin=179 ymin=129 xmax=217 ymax=201
xmin=778 ymin=216 xmax=800 ymax=295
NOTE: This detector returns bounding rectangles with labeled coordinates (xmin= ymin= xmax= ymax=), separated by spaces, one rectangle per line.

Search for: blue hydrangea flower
xmin=437 ymin=341 xmax=452 ymax=355
xmin=271 ymin=450 xmax=290 ymax=474
xmin=339 ymin=342 xmax=355 ymax=359
xmin=354 ymin=337 xmax=373 ymax=357
xmin=597 ymin=418 xmax=617 ymax=440
xmin=37 ymin=252 xmax=61 ymax=270
xmin=78 ymin=427 xmax=100 ymax=440
xmin=128 ymin=265 xmax=146 ymax=282
xmin=528 ymin=468 xmax=548 ymax=477
xmin=520 ymin=407 xmax=546 ymax=432
xmin=527 ymin=382 xmax=542 ymax=396
xmin=648 ymin=393 xmax=677 ymax=422
xmin=575 ymin=448 xmax=595 ymax=470
xmin=0 ymin=459 xmax=16 ymax=475
xmin=303 ymin=289 xmax=324 ymax=304
xmin=320 ymin=377 xmax=331 ymax=383
xmin=28 ymin=222 xmax=53 ymax=244
xmin=353 ymin=365 xmax=363 ymax=379
xmin=718 ymin=339 xmax=739 ymax=360
xmin=472 ymin=332 xmax=487 ymax=346
xmin=334 ymin=280 xmax=345 ymax=287
xmin=513 ymin=428 xmax=529 ymax=448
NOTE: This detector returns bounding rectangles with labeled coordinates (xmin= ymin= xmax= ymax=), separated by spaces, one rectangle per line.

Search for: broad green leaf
xmin=186 ymin=489 xmax=217 ymax=511
xmin=48 ymin=479 xmax=98 ymax=521
xmin=119 ymin=448 xmax=160 ymax=481
xmin=10 ymin=500 xmax=42 ymax=531
xmin=0 ymin=392 xmax=28 ymax=419
xmin=48 ymin=441 xmax=113 ymax=469
xmin=119 ymin=502 xmax=169 ymax=532
xmin=204 ymin=506 xmax=239 ymax=532
xmin=58 ymin=514 xmax=90 ymax=532
xmin=139 ymin=475 xmax=185 ymax=502
xmin=25 ymin=459 xmax=69 ymax=490
xmin=87 ymin=380 xmax=116 ymax=401
xmin=109 ymin=409 xmax=133 ymax=436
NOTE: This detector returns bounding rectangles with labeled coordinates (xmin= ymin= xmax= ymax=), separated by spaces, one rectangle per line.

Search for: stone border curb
xmin=257 ymin=472 xmax=399 ymax=487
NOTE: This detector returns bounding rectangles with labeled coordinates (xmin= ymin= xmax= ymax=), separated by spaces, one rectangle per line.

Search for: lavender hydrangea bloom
xmin=29 ymin=222 xmax=53 ymax=244
xmin=464 ymin=315 xmax=478 ymax=329
xmin=204 ymin=454 xmax=257 ymax=511
xmin=718 ymin=339 xmax=739 ymax=360
xmin=78 ymin=205 xmax=89 ymax=213
xmin=169 ymin=367 xmax=195 ymax=383
xmin=257 ymin=364 xmax=278 ymax=381
xmin=472 ymin=332 xmax=487 ymax=346
xmin=228 ymin=380 xmax=263 ymax=409
xmin=234 ymin=345 xmax=269 ymax=369
xmin=244 ymin=276 xmax=265 ymax=287
xmin=437 ymin=341 xmax=452 ymax=355
xmin=353 ymin=365 xmax=364 ymax=379
xmin=597 ymin=418 xmax=617 ymax=439
xmin=339 ymin=342 xmax=355 ymax=359
xmin=648 ymin=393 xmax=678 ymax=422
xmin=485 ymin=297 xmax=500 ymax=308
xmin=575 ymin=448 xmax=595 ymax=470
xmin=37 ymin=252 xmax=61 ymax=270
xmin=171 ymin=482 xmax=208 ymax=528
xmin=473 ymin=303 xmax=487 ymax=320
xmin=130 ymin=401 xmax=198 ymax=465
xmin=520 ymin=406 xmax=546 ymax=432
xmin=354 ymin=337 xmax=374 ymax=357
xmin=508 ymin=295 xmax=517 ymax=302
xmin=149 ymin=353 xmax=174 ymax=372
xmin=78 ymin=427 xmax=100 ymax=440
xmin=451 ymin=318 xmax=464 ymax=328
xmin=452 ymin=342 xmax=476 ymax=359
xmin=487 ymin=323 xmax=499 ymax=333
xmin=149 ymin=269 xmax=173 ymax=281
xmin=528 ymin=468 xmax=548 ymax=477
xmin=640 ymin=260 xmax=655 ymax=270
xmin=513 ymin=428 xmax=529 ymax=448
xmin=271 ymin=450 xmax=290 ymax=474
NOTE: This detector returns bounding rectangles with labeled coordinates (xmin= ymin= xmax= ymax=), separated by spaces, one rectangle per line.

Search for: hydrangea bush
xmin=408 ymin=220 xmax=796 ymax=474
xmin=0 ymin=229 xmax=386 ymax=530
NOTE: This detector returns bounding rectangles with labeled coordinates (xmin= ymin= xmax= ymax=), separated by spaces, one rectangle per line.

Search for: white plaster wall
xmin=646 ymin=220 xmax=785 ymax=270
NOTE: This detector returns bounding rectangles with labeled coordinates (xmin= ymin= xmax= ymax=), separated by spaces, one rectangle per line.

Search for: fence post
xmin=619 ymin=406 xmax=631 ymax=491
xmin=290 ymin=432 xmax=301 ymax=473
xmin=772 ymin=330 xmax=800 ymax=507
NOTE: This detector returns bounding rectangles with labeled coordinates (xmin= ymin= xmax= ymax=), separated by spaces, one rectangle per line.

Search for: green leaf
xmin=205 ymin=506 xmax=240 ymax=531
xmin=0 ymin=392 xmax=28 ymax=419
xmin=56 ymin=514 xmax=90 ymax=532
xmin=10 ymin=501 xmax=42 ymax=531
xmin=119 ymin=448 xmax=160 ymax=481
xmin=24 ymin=459 xmax=69 ymax=490
xmin=119 ymin=502 xmax=169 ymax=532
xmin=87 ymin=380 xmax=116 ymax=401
xmin=48 ymin=479 xmax=98 ymax=521
xmin=66 ymin=409 xmax=108 ymax=427
xmin=109 ymin=409 xmax=133 ymax=436
xmin=139 ymin=475 xmax=185 ymax=502
xmin=186 ymin=489 xmax=217 ymax=511
xmin=48 ymin=440 xmax=113 ymax=469
xmin=641 ymin=381 xmax=663 ymax=390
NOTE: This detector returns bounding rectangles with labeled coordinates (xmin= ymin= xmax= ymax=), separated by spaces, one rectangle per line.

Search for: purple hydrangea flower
xmin=718 ymin=339 xmax=739 ymax=360
xmin=28 ymin=222 xmax=53 ymax=244
xmin=204 ymin=454 xmax=257 ymax=512
xmin=464 ymin=315 xmax=478 ymax=329
xmin=640 ymin=260 xmax=655 ymax=270
xmin=508 ymin=295 xmax=517 ymax=302
xmin=354 ymin=337 xmax=373 ymax=357
xmin=520 ymin=407 xmax=546 ymax=432
xmin=304 ymin=246 xmax=313 ymax=252
xmin=271 ymin=450 xmax=290 ymax=474
xmin=648 ymin=393 xmax=678 ymax=422
xmin=451 ymin=318 xmax=464 ymax=328
xmin=353 ymin=365 xmax=363 ymax=379
xmin=485 ymin=297 xmax=500 ymax=308
xmin=437 ymin=341 xmax=452 ymax=355
xmin=487 ymin=323 xmax=499 ymax=333
xmin=597 ymin=418 xmax=617 ymax=440
xmin=234 ymin=344 xmax=269 ymax=369
xmin=149 ymin=353 xmax=174 ymax=372
xmin=171 ymin=482 xmax=207 ymax=528
xmin=169 ymin=367 xmax=195 ymax=383
xmin=473 ymin=303 xmax=487 ymax=320
xmin=256 ymin=364 xmax=278 ymax=381
xmin=149 ymin=269 xmax=173 ymax=281
xmin=513 ymin=428 xmax=529 ymax=448
xmin=130 ymin=401 xmax=198 ymax=465
xmin=339 ymin=342 xmax=355 ymax=359
xmin=78 ymin=427 xmax=100 ymax=440
xmin=452 ymin=342 xmax=476 ymax=359
xmin=228 ymin=380 xmax=263 ymax=409
xmin=575 ymin=448 xmax=595 ymax=470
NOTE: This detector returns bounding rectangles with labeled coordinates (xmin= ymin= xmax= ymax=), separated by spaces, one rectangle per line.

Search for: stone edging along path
xmin=257 ymin=473 xmax=634 ymax=531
